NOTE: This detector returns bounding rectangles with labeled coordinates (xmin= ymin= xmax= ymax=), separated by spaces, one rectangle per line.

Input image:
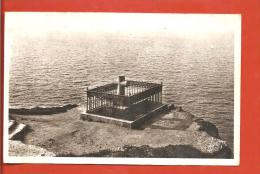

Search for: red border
xmin=1 ymin=0 xmax=260 ymax=174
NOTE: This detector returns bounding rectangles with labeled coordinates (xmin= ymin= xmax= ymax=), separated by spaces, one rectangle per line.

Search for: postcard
xmin=3 ymin=12 xmax=240 ymax=165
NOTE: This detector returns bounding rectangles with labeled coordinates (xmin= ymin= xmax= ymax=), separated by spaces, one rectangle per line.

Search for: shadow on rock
xmin=195 ymin=118 xmax=220 ymax=139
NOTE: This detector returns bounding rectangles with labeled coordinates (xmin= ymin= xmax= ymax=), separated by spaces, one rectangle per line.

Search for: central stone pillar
xmin=117 ymin=76 xmax=126 ymax=95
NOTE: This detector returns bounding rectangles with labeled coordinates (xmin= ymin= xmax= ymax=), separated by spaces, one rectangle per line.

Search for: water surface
xmin=8 ymin=32 xmax=234 ymax=150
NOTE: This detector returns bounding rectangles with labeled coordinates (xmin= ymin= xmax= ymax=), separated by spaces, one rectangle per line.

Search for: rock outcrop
xmin=9 ymin=104 xmax=78 ymax=115
xmin=9 ymin=140 xmax=55 ymax=157
xmin=59 ymin=144 xmax=232 ymax=158
xmin=9 ymin=106 xmax=233 ymax=158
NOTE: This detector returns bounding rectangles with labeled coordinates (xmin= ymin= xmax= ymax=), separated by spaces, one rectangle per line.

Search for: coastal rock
xmin=59 ymin=144 xmax=232 ymax=158
xmin=187 ymin=118 xmax=220 ymax=138
xmin=9 ymin=140 xmax=55 ymax=157
xmin=9 ymin=104 xmax=78 ymax=115
xmin=9 ymin=107 xmax=233 ymax=158
xmin=49 ymin=122 xmax=231 ymax=158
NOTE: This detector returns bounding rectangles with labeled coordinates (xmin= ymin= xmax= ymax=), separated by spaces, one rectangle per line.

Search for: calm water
xmin=8 ymin=33 xmax=234 ymax=150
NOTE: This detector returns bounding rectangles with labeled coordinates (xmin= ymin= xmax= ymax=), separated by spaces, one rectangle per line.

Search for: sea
xmin=7 ymin=32 xmax=234 ymax=151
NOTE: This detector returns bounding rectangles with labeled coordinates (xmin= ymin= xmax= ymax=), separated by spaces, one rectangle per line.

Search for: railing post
xmin=160 ymin=82 xmax=163 ymax=103
xmin=86 ymin=87 xmax=88 ymax=113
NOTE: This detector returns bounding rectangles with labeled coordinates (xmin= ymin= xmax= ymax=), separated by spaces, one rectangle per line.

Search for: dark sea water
xmin=8 ymin=32 xmax=234 ymax=150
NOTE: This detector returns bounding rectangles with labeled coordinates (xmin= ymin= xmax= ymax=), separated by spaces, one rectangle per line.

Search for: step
xmin=9 ymin=120 xmax=15 ymax=129
xmin=9 ymin=120 xmax=17 ymax=134
xmin=9 ymin=123 xmax=27 ymax=140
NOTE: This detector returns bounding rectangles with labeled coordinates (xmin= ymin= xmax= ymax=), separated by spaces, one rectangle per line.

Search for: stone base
xmin=80 ymin=104 xmax=169 ymax=129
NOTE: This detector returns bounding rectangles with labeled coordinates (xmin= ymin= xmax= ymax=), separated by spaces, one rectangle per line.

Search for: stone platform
xmin=80 ymin=104 xmax=169 ymax=129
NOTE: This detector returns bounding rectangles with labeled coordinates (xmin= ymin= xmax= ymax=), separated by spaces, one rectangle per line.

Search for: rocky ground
xmin=9 ymin=105 xmax=233 ymax=158
xmin=9 ymin=140 xmax=55 ymax=157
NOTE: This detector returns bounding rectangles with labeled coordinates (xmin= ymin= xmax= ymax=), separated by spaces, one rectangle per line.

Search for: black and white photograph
xmin=4 ymin=12 xmax=240 ymax=165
